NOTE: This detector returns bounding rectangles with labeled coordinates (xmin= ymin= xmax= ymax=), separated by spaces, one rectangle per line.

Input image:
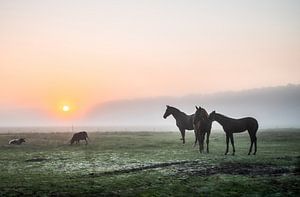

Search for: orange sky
xmin=0 ymin=0 xmax=300 ymax=121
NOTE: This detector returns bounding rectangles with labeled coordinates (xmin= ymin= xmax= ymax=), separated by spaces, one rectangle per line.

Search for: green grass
xmin=0 ymin=129 xmax=299 ymax=196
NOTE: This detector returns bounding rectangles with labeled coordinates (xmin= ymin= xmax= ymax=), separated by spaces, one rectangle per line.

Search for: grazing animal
xmin=70 ymin=131 xmax=89 ymax=145
xmin=163 ymin=105 xmax=197 ymax=144
xmin=9 ymin=138 xmax=26 ymax=145
xmin=193 ymin=106 xmax=212 ymax=153
xmin=209 ymin=111 xmax=259 ymax=155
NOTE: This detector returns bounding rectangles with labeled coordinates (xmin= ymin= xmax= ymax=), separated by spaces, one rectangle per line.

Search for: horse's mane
xmin=169 ymin=106 xmax=188 ymax=116
xmin=215 ymin=112 xmax=231 ymax=120
xmin=202 ymin=108 xmax=209 ymax=118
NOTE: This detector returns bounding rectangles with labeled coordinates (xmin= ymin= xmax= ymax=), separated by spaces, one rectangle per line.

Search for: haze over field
xmin=0 ymin=84 xmax=299 ymax=130
xmin=84 ymin=84 xmax=300 ymax=129
xmin=0 ymin=1 xmax=299 ymax=129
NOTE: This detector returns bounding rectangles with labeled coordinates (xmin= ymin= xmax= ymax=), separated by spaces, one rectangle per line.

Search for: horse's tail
xmin=250 ymin=118 xmax=259 ymax=136
xmin=253 ymin=118 xmax=259 ymax=133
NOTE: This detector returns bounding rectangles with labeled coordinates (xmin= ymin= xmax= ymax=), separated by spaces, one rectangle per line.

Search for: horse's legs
xmin=229 ymin=133 xmax=235 ymax=155
xmin=225 ymin=133 xmax=229 ymax=155
xmin=200 ymin=132 xmax=205 ymax=153
xmin=248 ymin=140 xmax=253 ymax=155
xmin=193 ymin=129 xmax=198 ymax=147
xmin=199 ymin=140 xmax=203 ymax=153
xmin=85 ymin=138 xmax=88 ymax=145
xmin=206 ymin=130 xmax=210 ymax=153
xmin=253 ymin=135 xmax=257 ymax=155
xmin=248 ymin=135 xmax=254 ymax=155
xmin=179 ymin=128 xmax=186 ymax=144
xmin=248 ymin=129 xmax=257 ymax=155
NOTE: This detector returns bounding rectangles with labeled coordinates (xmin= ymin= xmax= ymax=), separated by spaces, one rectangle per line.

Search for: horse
xmin=209 ymin=111 xmax=259 ymax=155
xmin=9 ymin=138 xmax=25 ymax=145
xmin=193 ymin=106 xmax=212 ymax=153
xmin=163 ymin=105 xmax=196 ymax=145
xmin=70 ymin=131 xmax=89 ymax=145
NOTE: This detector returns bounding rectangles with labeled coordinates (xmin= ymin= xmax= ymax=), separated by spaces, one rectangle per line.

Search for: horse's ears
xmin=166 ymin=105 xmax=170 ymax=108
xmin=196 ymin=106 xmax=202 ymax=110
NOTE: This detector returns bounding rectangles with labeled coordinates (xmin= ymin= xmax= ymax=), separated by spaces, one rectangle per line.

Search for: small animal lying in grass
xmin=9 ymin=138 xmax=26 ymax=145
xmin=70 ymin=131 xmax=89 ymax=145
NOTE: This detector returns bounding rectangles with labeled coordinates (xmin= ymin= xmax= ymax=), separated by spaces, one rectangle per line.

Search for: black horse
xmin=193 ymin=106 xmax=212 ymax=153
xmin=163 ymin=105 xmax=196 ymax=144
xmin=209 ymin=111 xmax=259 ymax=155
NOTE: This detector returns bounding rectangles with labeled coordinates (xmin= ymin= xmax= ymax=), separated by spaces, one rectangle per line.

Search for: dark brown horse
xmin=209 ymin=111 xmax=259 ymax=155
xmin=163 ymin=105 xmax=196 ymax=144
xmin=193 ymin=106 xmax=212 ymax=153
xmin=70 ymin=131 xmax=89 ymax=145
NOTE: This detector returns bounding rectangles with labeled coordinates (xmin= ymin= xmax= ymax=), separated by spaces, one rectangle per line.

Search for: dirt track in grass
xmin=86 ymin=159 xmax=295 ymax=177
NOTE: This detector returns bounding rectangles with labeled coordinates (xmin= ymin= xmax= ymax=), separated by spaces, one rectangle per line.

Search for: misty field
xmin=0 ymin=129 xmax=299 ymax=196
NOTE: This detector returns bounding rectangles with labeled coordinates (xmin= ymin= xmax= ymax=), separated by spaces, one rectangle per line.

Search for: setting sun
xmin=53 ymin=101 xmax=81 ymax=119
xmin=62 ymin=105 xmax=70 ymax=112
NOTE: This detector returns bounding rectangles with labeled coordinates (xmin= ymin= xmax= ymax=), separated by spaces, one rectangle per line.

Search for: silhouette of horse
xmin=163 ymin=105 xmax=196 ymax=144
xmin=193 ymin=106 xmax=212 ymax=153
xmin=209 ymin=111 xmax=259 ymax=155
xmin=70 ymin=131 xmax=89 ymax=145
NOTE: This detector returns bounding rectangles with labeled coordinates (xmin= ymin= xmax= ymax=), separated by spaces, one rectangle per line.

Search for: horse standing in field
xmin=163 ymin=105 xmax=197 ymax=144
xmin=193 ymin=106 xmax=212 ymax=153
xmin=209 ymin=111 xmax=259 ymax=155
xmin=9 ymin=138 xmax=26 ymax=145
xmin=70 ymin=131 xmax=89 ymax=145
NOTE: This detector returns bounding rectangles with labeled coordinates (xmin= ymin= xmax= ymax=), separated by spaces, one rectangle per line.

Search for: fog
xmin=81 ymin=84 xmax=300 ymax=130
xmin=0 ymin=84 xmax=299 ymax=131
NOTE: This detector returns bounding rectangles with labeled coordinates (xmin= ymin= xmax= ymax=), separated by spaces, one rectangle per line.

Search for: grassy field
xmin=0 ymin=129 xmax=299 ymax=196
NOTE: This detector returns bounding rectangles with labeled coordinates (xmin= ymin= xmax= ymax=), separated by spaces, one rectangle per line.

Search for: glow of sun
xmin=62 ymin=105 xmax=70 ymax=112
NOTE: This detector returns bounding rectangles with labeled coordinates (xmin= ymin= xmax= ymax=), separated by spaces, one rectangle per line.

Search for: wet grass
xmin=0 ymin=129 xmax=299 ymax=196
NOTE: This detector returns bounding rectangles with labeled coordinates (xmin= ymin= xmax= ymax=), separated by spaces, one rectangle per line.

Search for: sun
xmin=62 ymin=105 xmax=70 ymax=112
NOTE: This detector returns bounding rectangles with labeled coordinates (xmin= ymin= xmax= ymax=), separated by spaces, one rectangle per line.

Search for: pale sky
xmin=0 ymin=0 xmax=299 ymax=121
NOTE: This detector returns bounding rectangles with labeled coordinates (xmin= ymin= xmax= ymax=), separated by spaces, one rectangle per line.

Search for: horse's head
xmin=208 ymin=111 xmax=216 ymax=121
xmin=20 ymin=138 xmax=25 ymax=143
xmin=163 ymin=105 xmax=172 ymax=119
xmin=193 ymin=106 xmax=208 ymax=125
